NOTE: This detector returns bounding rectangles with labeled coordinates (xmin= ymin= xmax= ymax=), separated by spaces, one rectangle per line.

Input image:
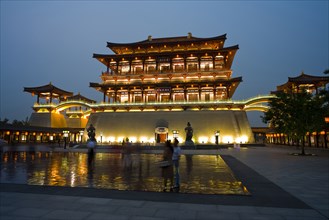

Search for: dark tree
xmin=263 ymin=90 xmax=326 ymax=155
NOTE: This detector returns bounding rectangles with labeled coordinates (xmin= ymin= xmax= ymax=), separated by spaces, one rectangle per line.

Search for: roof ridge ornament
xmin=148 ymin=35 xmax=152 ymax=41
xmin=187 ymin=32 xmax=192 ymax=38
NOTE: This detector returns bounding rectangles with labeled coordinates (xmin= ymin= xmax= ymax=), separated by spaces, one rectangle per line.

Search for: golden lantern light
xmin=325 ymin=116 xmax=329 ymax=123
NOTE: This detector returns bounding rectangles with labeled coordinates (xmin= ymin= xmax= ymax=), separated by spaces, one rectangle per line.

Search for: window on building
xmin=188 ymin=94 xmax=198 ymax=101
xmin=135 ymin=96 xmax=142 ymax=102
xmin=174 ymin=94 xmax=184 ymax=101
xmin=148 ymin=95 xmax=156 ymax=102
xmin=161 ymin=95 xmax=170 ymax=102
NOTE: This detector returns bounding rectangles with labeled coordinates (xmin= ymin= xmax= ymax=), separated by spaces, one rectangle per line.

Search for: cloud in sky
xmin=0 ymin=1 xmax=328 ymax=126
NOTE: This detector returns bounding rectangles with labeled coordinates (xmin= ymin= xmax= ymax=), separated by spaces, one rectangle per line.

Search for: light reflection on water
xmin=0 ymin=151 xmax=249 ymax=195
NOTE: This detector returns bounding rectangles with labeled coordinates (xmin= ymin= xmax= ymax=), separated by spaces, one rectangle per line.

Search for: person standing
xmin=172 ymin=138 xmax=181 ymax=189
xmin=162 ymin=140 xmax=174 ymax=192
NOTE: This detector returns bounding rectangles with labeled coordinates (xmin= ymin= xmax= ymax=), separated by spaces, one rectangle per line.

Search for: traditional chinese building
xmin=24 ymin=83 xmax=94 ymax=129
xmin=87 ymin=33 xmax=255 ymax=144
xmin=275 ymin=72 xmax=329 ymax=94
xmin=268 ymin=72 xmax=329 ymax=148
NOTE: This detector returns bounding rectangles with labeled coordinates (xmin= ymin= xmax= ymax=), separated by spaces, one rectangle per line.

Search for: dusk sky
xmin=1 ymin=1 xmax=328 ymax=126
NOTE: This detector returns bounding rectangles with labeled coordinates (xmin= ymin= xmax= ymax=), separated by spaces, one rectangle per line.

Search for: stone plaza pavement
xmin=0 ymin=145 xmax=328 ymax=220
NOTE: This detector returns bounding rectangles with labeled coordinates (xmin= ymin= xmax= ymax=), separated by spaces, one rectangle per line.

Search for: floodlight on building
xmin=108 ymin=136 xmax=115 ymax=143
xmin=223 ymin=135 xmax=233 ymax=144
xmin=198 ymin=136 xmax=209 ymax=144
xmin=129 ymin=137 xmax=137 ymax=143
xmin=235 ymin=135 xmax=248 ymax=144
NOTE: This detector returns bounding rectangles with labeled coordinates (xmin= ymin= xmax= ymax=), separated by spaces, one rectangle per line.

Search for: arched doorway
xmin=155 ymin=127 xmax=168 ymax=143
xmin=155 ymin=119 xmax=169 ymax=143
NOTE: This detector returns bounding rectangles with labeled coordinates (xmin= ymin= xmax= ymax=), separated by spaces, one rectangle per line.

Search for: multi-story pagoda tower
xmin=89 ymin=33 xmax=254 ymax=144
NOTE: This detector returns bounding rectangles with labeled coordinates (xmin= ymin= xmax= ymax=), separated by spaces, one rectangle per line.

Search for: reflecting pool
xmin=0 ymin=151 xmax=249 ymax=195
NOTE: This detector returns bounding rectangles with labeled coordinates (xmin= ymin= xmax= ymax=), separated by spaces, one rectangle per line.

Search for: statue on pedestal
xmin=87 ymin=124 xmax=96 ymax=142
xmin=184 ymin=122 xmax=194 ymax=146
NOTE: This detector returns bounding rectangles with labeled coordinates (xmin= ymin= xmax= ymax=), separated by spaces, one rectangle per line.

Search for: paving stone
xmin=155 ymin=208 xmax=197 ymax=219
xmin=78 ymin=197 xmax=112 ymax=205
xmin=217 ymin=205 xmax=258 ymax=214
xmin=115 ymin=206 xmax=158 ymax=217
xmin=44 ymin=209 xmax=91 ymax=219
xmin=131 ymin=216 xmax=170 ymax=220
xmin=77 ymin=203 xmax=119 ymax=213
xmin=0 ymin=216 xmax=39 ymax=220
xmin=179 ymin=203 xmax=217 ymax=211
xmin=0 ymin=205 xmax=16 ymax=214
xmin=239 ymin=213 xmax=285 ymax=220
xmin=85 ymin=212 xmax=129 ymax=220
xmin=11 ymin=207 xmax=52 ymax=218
xmin=109 ymin=199 xmax=145 ymax=207
xmin=196 ymin=211 xmax=239 ymax=220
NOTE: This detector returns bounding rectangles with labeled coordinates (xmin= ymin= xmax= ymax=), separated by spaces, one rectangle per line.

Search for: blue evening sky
xmin=1 ymin=1 xmax=328 ymax=126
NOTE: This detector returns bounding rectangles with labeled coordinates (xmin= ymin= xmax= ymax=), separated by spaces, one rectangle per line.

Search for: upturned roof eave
xmin=93 ymin=44 xmax=239 ymax=60
xmin=106 ymin=34 xmax=227 ymax=48
xmin=24 ymin=83 xmax=73 ymax=96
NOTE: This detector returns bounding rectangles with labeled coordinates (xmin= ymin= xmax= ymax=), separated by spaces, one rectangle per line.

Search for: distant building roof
xmin=274 ymin=72 xmax=329 ymax=93
xmin=24 ymin=82 xmax=73 ymax=98
xmin=66 ymin=93 xmax=96 ymax=104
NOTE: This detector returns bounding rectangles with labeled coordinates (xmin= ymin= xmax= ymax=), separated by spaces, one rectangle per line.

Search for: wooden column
xmin=184 ymin=86 xmax=187 ymax=101
xmin=128 ymin=88 xmax=131 ymax=103
xmin=198 ymin=56 xmax=201 ymax=71
xmin=103 ymin=91 xmax=106 ymax=102
xmin=184 ymin=55 xmax=187 ymax=72
xmin=114 ymin=89 xmax=117 ymax=102
xmin=129 ymin=60 xmax=132 ymax=74
xmin=141 ymin=88 xmax=144 ymax=102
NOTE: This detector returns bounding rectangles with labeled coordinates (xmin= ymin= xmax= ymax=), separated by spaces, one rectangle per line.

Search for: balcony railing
xmin=103 ymin=67 xmax=226 ymax=76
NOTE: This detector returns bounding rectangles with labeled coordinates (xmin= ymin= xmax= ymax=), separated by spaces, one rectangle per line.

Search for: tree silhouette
xmin=263 ymin=90 xmax=326 ymax=155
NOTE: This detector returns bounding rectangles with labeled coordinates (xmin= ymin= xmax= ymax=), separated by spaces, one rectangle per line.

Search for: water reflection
xmin=1 ymin=151 xmax=249 ymax=195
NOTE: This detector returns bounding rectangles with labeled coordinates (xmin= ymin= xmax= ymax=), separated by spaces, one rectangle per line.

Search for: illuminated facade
xmin=23 ymin=33 xmax=275 ymax=144
xmin=88 ymin=33 xmax=257 ymax=144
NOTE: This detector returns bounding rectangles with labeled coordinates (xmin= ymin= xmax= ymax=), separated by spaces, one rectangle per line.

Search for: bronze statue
xmin=185 ymin=122 xmax=193 ymax=142
xmin=87 ymin=124 xmax=96 ymax=142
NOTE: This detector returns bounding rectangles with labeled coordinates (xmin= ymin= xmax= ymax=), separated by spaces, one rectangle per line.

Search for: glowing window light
xmin=148 ymin=138 xmax=155 ymax=143
xmin=117 ymin=137 xmax=125 ymax=143
xmin=108 ymin=136 xmax=115 ymax=143
xmin=235 ymin=135 xmax=248 ymax=144
xmin=198 ymin=136 xmax=209 ymax=144
xmin=222 ymin=136 xmax=233 ymax=144
xmin=129 ymin=137 xmax=137 ymax=143
xmin=140 ymin=136 xmax=148 ymax=143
